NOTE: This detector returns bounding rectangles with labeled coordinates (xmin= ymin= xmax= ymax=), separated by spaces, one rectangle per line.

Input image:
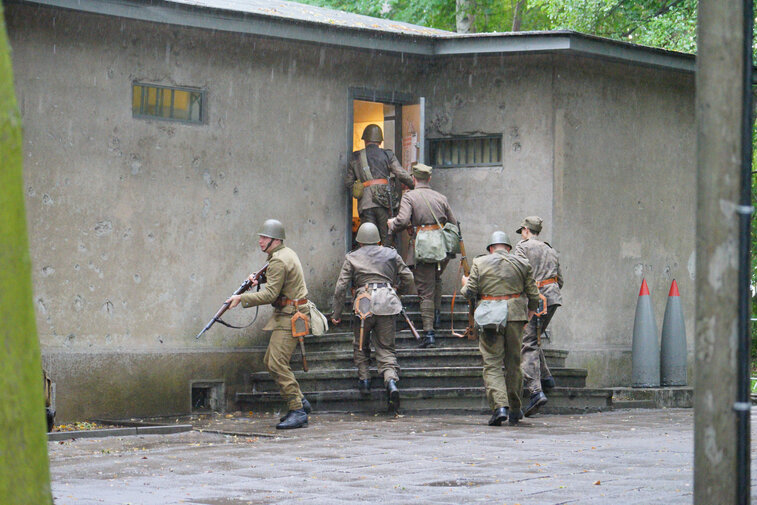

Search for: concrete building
xmin=5 ymin=0 xmax=695 ymax=420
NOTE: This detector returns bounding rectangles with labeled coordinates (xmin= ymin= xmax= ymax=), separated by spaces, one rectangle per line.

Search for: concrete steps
xmin=235 ymin=294 xmax=614 ymax=415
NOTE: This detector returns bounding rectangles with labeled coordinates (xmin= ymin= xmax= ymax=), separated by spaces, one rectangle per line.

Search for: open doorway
xmin=348 ymin=94 xmax=424 ymax=256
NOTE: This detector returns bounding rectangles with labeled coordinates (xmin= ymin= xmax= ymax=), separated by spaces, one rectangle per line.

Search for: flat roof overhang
xmin=9 ymin=0 xmax=696 ymax=74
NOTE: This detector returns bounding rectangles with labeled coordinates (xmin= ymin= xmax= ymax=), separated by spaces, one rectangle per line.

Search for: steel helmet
xmin=355 ymin=222 xmax=380 ymax=244
xmin=486 ymin=230 xmax=512 ymax=250
xmin=361 ymin=124 xmax=383 ymax=143
xmin=258 ymin=219 xmax=286 ymax=240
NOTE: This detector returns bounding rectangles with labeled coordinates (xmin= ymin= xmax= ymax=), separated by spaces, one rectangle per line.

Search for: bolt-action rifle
xmin=195 ymin=263 xmax=269 ymax=339
xmin=452 ymin=223 xmax=478 ymax=340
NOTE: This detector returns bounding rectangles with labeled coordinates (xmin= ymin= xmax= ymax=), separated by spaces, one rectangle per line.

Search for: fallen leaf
xmin=594 ymin=480 xmax=601 ymax=485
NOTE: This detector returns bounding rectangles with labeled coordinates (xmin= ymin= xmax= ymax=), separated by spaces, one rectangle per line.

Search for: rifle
xmin=386 ymin=175 xmax=396 ymax=246
xmin=400 ymin=307 xmax=421 ymax=341
xmin=452 ymin=223 xmax=478 ymax=340
xmin=195 ymin=263 xmax=269 ymax=339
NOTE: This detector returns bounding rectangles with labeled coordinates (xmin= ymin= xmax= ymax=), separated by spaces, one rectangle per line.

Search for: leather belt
xmin=275 ymin=296 xmax=308 ymax=307
xmin=537 ymin=277 xmax=559 ymax=288
xmin=481 ymin=294 xmax=521 ymax=301
xmin=417 ymin=224 xmax=441 ymax=231
xmin=363 ymin=178 xmax=388 ymax=187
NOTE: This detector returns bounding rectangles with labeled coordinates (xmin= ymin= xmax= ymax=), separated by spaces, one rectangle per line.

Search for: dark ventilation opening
xmin=190 ymin=381 xmax=225 ymax=413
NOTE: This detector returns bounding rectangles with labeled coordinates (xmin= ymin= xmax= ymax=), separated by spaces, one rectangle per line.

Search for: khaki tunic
xmin=461 ymin=250 xmax=540 ymax=320
xmin=240 ymin=244 xmax=310 ymax=329
xmin=239 ymin=243 xmax=309 ymax=411
xmin=461 ymin=249 xmax=539 ymax=411
xmin=390 ymin=181 xmax=458 ymax=237
xmin=514 ymin=238 xmax=563 ymax=306
xmin=390 ymin=180 xmax=457 ymax=330
xmin=514 ymin=237 xmax=564 ymax=395
xmin=332 ymin=245 xmax=415 ymax=384
xmin=345 ymin=144 xmax=414 ymax=213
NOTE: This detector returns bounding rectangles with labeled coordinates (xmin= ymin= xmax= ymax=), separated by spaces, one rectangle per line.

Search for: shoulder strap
xmin=417 ymin=189 xmax=443 ymax=229
xmin=359 ymin=150 xmax=372 ymax=181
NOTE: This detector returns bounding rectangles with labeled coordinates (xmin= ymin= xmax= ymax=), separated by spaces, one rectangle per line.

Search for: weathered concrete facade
xmin=7 ymin=1 xmax=695 ymax=420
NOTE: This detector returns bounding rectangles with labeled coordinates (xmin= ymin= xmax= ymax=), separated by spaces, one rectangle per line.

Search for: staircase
xmin=236 ymin=295 xmax=612 ymax=415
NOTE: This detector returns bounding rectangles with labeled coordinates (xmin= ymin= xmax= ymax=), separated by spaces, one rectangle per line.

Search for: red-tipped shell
xmin=639 ymin=279 xmax=650 ymax=297
xmin=668 ymin=279 xmax=680 ymax=297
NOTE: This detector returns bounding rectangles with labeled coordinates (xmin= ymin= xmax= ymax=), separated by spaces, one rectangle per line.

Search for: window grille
xmin=428 ymin=135 xmax=502 ymax=168
xmin=132 ymin=82 xmax=205 ymax=124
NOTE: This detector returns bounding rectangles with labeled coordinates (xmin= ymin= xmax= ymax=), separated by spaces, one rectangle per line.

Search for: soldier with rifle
xmin=387 ymin=163 xmax=458 ymax=348
xmin=461 ymin=231 xmax=539 ymax=426
xmin=224 ymin=219 xmax=312 ymax=430
xmin=514 ymin=216 xmax=564 ymax=417
xmin=331 ymin=222 xmax=416 ymax=413
xmin=346 ymin=124 xmax=414 ymax=247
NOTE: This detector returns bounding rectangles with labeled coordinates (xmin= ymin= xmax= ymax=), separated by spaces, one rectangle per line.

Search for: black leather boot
xmin=488 ymin=407 xmax=508 ymax=426
xmin=524 ymin=391 xmax=548 ymax=417
xmin=280 ymin=397 xmax=312 ymax=422
xmin=276 ymin=409 xmax=308 ymax=429
xmin=434 ymin=309 xmax=442 ymax=328
xmin=508 ymin=408 xmax=523 ymax=426
xmin=386 ymin=379 xmax=400 ymax=412
xmin=358 ymin=379 xmax=371 ymax=395
xmin=541 ymin=376 xmax=556 ymax=390
xmin=419 ymin=330 xmax=436 ymax=348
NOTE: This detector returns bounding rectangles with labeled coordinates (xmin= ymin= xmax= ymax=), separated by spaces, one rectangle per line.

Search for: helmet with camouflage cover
xmin=355 ymin=222 xmax=380 ymax=244
xmin=486 ymin=230 xmax=512 ymax=250
xmin=258 ymin=219 xmax=286 ymax=240
xmin=361 ymin=124 xmax=384 ymax=143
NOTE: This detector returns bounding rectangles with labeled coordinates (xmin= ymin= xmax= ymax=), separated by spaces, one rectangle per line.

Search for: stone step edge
xmin=238 ymin=386 xmax=612 ymax=402
xmin=249 ymin=366 xmax=588 ymax=380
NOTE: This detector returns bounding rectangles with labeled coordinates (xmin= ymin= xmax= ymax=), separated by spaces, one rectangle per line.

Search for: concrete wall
xmin=7 ymin=4 xmax=426 ymax=420
xmin=552 ymin=56 xmax=696 ymax=386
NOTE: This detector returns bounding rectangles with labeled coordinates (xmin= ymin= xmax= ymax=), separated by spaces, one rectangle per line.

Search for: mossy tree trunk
xmin=0 ymin=6 xmax=53 ymax=504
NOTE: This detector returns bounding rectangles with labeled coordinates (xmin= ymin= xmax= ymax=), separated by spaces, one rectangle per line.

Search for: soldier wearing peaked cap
xmin=387 ymin=163 xmax=458 ymax=348
xmin=461 ymin=230 xmax=540 ymax=426
xmin=346 ymin=124 xmax=414 ymax=247
xmin=226 ymin=219 xmax=312 ymax=430
xmin=514 ymin=216 xmax=564 ymax=418
xmin=331 ymin=222 xmax=415 ymax=413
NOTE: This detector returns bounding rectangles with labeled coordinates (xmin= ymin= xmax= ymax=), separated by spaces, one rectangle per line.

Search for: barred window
xmin=428 ymin=135 xmax=502 ymax=168
xmin=132 ymin=82 xmax=205 ymax=124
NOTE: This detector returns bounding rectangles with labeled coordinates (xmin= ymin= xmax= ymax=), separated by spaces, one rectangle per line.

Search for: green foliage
xmin=531 ymin=0 xmax=697 ymax=52
xmin=0 ymin=6 xmax=53 ymax=504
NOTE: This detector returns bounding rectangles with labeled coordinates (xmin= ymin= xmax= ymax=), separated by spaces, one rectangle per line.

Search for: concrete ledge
xmin=610 ymin=386 xmax=694 ymax=409
xmin=48 ymin=424 xmax=193 ymax=441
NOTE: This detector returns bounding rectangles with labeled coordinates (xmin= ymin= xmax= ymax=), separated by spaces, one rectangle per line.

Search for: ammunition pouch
xmin=352 ymin=179 xmax=364 ymax=199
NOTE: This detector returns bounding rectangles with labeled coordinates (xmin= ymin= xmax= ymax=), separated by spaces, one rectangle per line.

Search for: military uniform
xmin=389 ymin=164 xmax=457 ymax=340
xmin=515 ymin=217 xmax=564 ymax=404
xmin=346 ymin=136 xmax=414 ymax=246
xmin=240 ymin=242 xmax=310 ymax=413
xmin=332 ymin=244 xmax=415 ymax=387
xmin=461 ymin=236 xmax=539 ymax=425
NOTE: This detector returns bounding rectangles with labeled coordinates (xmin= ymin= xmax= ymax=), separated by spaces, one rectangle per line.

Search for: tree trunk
xmin=512 ymin=0 xmax=526 ymax=31
xmin=456 ymin=0 xmax=475 ymax=33
xmin=0 ymin=6 xmax=53 ymax=504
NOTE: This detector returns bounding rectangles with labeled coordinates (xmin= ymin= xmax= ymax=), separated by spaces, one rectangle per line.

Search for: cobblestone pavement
xmin=48 ymin=408 xmax=752 ymax=505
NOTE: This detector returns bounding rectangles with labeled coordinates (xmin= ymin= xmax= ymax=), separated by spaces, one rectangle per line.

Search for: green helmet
xmin=361 ymin=124 xmax=383 ymax=143
xmin=355 ymin=222 xmax=380 ymax=244
xmin=258 ymin=219 xmax=285 ymax=240
xmin=487 ymin=230 xmax=511 ymax=250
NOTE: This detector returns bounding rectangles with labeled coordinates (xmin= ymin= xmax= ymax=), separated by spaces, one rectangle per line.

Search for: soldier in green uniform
xmin=515 ymin=216 xmax=564 ymax=417
xmin=345 ymin=124 xmax=415 ymax=247
xmin=461 ymin=231 xmax=539 ymax=426
xmin=226 ymin=219 xmax=312 ymax=430
xmin=331 ymin=223 xmax=415 ymax=412
xmin=387 ymin=163 xmax=457 ymax=348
